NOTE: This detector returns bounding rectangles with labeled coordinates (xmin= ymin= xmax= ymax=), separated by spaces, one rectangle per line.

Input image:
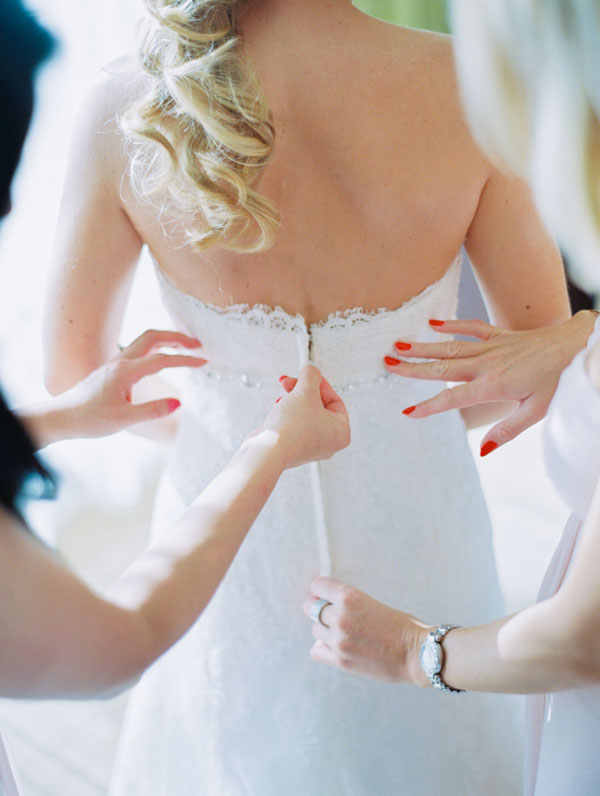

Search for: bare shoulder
xmin=77 ymin=55 xmax=148 ymax=136
xmin=354 ymin=18 xmax=483 ymax=156
xmin=378 ymin=25 xmax=461 ymax=114
xmin=68 ymin=56 xmax=150 ymax=189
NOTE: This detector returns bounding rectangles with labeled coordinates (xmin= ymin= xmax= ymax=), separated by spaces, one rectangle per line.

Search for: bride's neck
xmin=238 ymin=0 xmax=358 ymax=31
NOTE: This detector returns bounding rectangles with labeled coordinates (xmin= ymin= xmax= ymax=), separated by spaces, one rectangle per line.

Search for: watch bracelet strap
xmin=430 ymin=624 xmax=465 ymax=694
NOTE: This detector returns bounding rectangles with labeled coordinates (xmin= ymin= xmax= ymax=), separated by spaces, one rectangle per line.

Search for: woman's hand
xmin=304 ymin=577 xmax=432 ymax=687
xmin=254 ymin=365 xmax=350 ymax=469
xmin=19 ymin=330 xmax=207 ymax=447
xmin=384 ymin=310 xmax=598 ymax=455
xmin=303 ymin=577 xmax=430 ymax=685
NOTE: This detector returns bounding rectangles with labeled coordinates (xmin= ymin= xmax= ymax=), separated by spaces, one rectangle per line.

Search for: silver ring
xmin=309 ymin=598 xmax=332 ymax=627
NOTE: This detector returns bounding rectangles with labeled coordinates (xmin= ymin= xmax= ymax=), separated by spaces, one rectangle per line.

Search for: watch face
xmin=419 ymin=638 xmax=442 ymax=677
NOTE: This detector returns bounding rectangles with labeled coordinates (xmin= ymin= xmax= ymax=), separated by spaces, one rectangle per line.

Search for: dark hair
xmin=0 ymin=0 xmax=55 ymax=214
xmin=0 ymin=0 xmax=56 ymax=519
xmin=0 ymin=390 xmax=55 ymax=519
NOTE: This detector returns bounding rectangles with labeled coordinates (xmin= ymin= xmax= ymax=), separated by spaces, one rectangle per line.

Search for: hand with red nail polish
xmin=18 ymin=329 xmax=208 ymax=447
xmin=251 ymin=366 xmax=350 ymax=468
xmin=480 ymin=441 xmax=498 ymax=457
xmin=382 ymin=312 xmax=599 ymax=453
xmin=384 ymin=356 xmax=402 ymax=367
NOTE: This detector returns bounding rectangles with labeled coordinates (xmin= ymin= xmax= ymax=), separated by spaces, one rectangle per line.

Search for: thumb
xmin=479 ymin=398 xmax=545 ymax=456
xmin=294 ymin=365 xmax=323 ymax=394
xmin=319 ymin=377 xmax=348 ymax=416
xmin=129 ymin=397 xmax=182 ymax=424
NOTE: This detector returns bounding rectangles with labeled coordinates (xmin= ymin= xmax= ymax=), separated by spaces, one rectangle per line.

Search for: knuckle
xmin=140 ymin=329 xmax=158 ymax=343
xmin=337 ymin=614 xmax=354 ymax=635
xmin=436 ymin=387 xmax=454 ymax=409
xmin=112 ymin=360 xmax=130 ymax=378
xmin=337 ymin=634 xmax=354 ymax=655
xmin=494 ymin=424 xmax=514 ymax=444
xmin=152 ymin=403 xmax=165 ymax=419
xmin=445 ymin=340 xmax=462 ymax=358
xmin=431 ymin=359 xmax=451 ymax=379
xmin=484 ymin=371 xmax=507 ymax=397
xmin=338 ymin=585 xmax=358 ymax=612
xmin=335 ymin=654 xmax=351 ymax=671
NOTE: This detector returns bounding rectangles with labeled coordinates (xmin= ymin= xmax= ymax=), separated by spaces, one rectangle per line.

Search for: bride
xmin=44 ymin=1 xmax=570 ymax=793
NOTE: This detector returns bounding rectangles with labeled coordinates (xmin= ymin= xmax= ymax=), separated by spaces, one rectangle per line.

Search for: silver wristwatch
xmin=419 ymin=624 xmax=465 ymax=693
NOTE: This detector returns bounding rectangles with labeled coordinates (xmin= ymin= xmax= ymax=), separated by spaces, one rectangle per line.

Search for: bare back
xmin=121 ymin=6 xmax=495 ymax=319
xmin=45 ymin=0 xmax=568 ymax=390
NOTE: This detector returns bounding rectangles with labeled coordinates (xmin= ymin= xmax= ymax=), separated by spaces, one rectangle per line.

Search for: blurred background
xmin=0 ymin=1 xmax=575 ymax=793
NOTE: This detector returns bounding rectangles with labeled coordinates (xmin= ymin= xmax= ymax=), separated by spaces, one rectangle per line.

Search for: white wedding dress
xmin=110 ymin=255 xmax=521 ymax=795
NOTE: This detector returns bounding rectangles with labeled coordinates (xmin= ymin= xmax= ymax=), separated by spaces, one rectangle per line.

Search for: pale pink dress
xmin=0 ymin=727 xmax=22 ymax=796
xmin=525 ymin=318 xmax=600 ymax=796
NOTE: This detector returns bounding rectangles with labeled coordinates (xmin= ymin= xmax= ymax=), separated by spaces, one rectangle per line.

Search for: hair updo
xmin=121 ymin=0 xmax=278 ymax=253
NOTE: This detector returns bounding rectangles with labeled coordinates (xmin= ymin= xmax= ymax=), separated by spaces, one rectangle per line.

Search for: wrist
xmin=238 ymin=429 xmax=288 ymax=476
xmin=410 ymin=624 xmax=435 ymax=688
xmin=417 ymin=624 xmax=466 ymax=693
xmin=16 ymin=402 xmax=77 ymax=449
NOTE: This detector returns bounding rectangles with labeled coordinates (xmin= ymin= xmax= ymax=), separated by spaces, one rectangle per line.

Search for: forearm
xmin=2 ymin=366 xmax=347 ymax=699
xmin=109 ymin=431 xmax=287 ymax=662
xmin=416 ymin=598 xmax=599 ymax=695
xmin=16 ymin=395 xmax=176 ymax=449
xmin=16 ymin=401 xmax=79 ymax=449
xmin=1 ymin=432 xmax=287 ymax=700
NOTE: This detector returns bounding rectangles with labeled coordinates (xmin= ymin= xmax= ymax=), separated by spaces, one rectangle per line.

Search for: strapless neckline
xmin=152 ymin=252 xmax=463 ymax=390
xmin=152 ymin=253 xmax=462 ymax=333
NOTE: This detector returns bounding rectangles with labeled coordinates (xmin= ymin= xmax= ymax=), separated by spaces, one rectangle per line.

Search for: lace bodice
xmin=154 ymin=255 xmax=462 ymax=391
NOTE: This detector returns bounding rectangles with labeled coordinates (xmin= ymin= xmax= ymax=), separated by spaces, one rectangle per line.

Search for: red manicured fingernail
xmin=167 ymin=399 xmax=181 ymax=413
xmin=429 ymin=319 xmax=445 ymax=327
xmin=384 ymin=356 xmax=401 ymax=366
xmin=480 ymin=441 xmax=498 ymax=457
xmin=403 ymin=406 xmax=416 ymax=415
xmin=395 ymin=341 xmax=412 ymax=351
xmin=275 ymin=397 xmax=282 ymax=403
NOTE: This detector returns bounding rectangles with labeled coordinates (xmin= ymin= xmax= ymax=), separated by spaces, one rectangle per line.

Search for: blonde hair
xmin=121 ymin=0 xmax=278 ymax=253
xmin=452 ymin=0 xmax=600 ymax=293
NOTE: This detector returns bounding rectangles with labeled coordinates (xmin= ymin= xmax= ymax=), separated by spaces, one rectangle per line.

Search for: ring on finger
xmin=309 ymin=598 xmax=332 ymax=627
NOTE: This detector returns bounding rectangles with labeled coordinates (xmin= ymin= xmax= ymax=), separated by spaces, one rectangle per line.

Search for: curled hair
xmin=452 ymin=0 xmax=600 ymax=293
xmin=121 ymin=0 xmax=278 ymax=253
